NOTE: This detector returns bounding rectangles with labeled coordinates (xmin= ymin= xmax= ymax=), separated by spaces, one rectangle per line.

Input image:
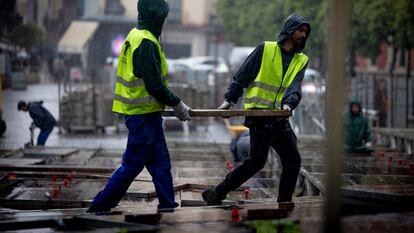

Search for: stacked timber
xmin=169 ymin=83 xmax=209 ymax=109
xmin=59 ymin=86 xmax=104 ymax=132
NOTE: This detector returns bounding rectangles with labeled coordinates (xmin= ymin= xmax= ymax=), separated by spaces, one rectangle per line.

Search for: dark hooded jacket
xmin=132 ymin=0 xmax=180 ymax=107
xmin=28 ymin=101 xmax=56 ymax=130
xmin=223 ymin=14 xmax=311 ymax=128
xmin=345 ymin=99 xmax=371 ymax=152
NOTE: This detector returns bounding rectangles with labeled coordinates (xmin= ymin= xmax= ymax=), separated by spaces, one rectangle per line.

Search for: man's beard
xmin=295 ymin=38 xmax=305 ymax=46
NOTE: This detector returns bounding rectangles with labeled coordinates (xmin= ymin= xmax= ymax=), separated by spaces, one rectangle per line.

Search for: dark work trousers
xmin=88 ymin=113 xmax=178 ymax=211
xmin=37 ymin=127 xmax=53 ymax=145
xmin=215 ymin=120 xmax=301 ymax=202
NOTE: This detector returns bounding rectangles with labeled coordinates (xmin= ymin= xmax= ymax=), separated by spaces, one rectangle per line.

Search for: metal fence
xmin=290 ymin=70 xmax=414 ymax=136
xmin=349 ymin=71 xmax=414 ymax=128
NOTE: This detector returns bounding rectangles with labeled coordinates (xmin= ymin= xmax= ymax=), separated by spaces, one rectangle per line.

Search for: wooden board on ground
xmin=162 ymin=109 xmax=291 ymax=118
xmin=0 ymin=158 xmax=44 ymax=166
xmin=23 ymin=147 xmax=78 ymax=158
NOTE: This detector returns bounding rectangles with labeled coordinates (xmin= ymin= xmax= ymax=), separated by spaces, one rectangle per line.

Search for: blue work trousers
xmin=89 ymin=113 xmax=177 ymax=211
xmin=37 ymin=127 xmax=53 ymax=145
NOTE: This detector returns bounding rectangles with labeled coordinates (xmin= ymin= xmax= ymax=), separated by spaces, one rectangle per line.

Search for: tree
xmin=350 ymin=0 xmax=414 ymax=126
xmin=216 ymin=0 xmax=327 ymax=71
xmin=8 ymin=24 xmax=44 ymax=51
xmin=350 ymin=0 xmax=398 ymax=67
xmin=216 ymin=0 xmax=285 ymax=46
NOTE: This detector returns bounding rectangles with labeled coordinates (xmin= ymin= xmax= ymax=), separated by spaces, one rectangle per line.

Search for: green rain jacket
xmin=133 ymin=0 xmax=180 ymax=107
xmin=345 ymin=99 xmax=372 ymax=152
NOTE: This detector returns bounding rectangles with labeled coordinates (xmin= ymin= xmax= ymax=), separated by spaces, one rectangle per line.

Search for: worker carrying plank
xmin=202 ymin=13 xmax=311 ymax=207
xmin=87 ymin=0 xmax=191 ymax=213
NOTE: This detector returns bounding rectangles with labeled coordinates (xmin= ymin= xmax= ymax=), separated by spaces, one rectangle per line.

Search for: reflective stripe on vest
xmin=244 ymin=97 xmax=281 ymax=108
xmin=249 ymin=81 xmax=286 ymax=93
xmin=114 ymin=94 xmax=158 ymax=105
xmin=112 ymin=29 xmax=169 ymax=115
xmin=116 ymin=76 xmax=167 ymax=88
xmin=244 ymin=41 xmax=308 ymax=110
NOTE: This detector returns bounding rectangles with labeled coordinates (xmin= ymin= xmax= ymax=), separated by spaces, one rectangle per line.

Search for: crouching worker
xmin=230 ymin=130 xmax=250 ymax=166
xmin=18 ymin=100 xmax=57 ymax=146
xmin=87 ymin=0 xmax=191 ymax=213
xmin=345 ymin=99 xmax=372 ymax=154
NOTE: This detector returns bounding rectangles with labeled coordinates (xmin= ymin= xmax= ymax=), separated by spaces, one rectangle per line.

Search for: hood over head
xmin=349 ymin=99 xmax=362 ymax=115
xmin=137 ymin=0 xmax=169 ymax=38
xmin=277 ymin=13 xmax=311 ymax=53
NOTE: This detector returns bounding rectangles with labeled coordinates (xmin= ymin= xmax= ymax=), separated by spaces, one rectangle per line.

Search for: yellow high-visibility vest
xmin=244 ymin=42 xmax=308 ymax=110
xmin=112 ymin=29 xmax=168 ymax=115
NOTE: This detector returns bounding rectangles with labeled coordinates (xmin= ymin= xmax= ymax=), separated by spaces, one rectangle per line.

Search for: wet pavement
xmin=2 ymin=84 xmax=414 ymax=232
xmin=1 ymin=138 xmax=413 ymax=232
xmin=1 ymin=84 xmax=232 ymax=150
xmin=1 ymin=84 xmax=59 ymax=150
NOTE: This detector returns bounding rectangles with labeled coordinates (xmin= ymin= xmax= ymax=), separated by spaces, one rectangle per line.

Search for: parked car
xmin=166 ymin=59 xmax=192 ymax=73
xmin=302 ymin=68 xmax=325 ymax=95
xmin=228 ymin=46 xmax=255 ymax=72
xmin=172 ymin=56 xmax=229 ymax=73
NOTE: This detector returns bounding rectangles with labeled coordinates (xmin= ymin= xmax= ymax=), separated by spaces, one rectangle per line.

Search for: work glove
xmin=173 ymin=101 xmax=191 ymax=121
xmin=218 ymin=100 xmax=232 ymax=110
xmin=282 ymin=104 xmax=292 ymax=111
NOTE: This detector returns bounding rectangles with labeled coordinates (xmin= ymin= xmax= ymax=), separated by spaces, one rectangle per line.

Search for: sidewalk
xmin=0 ymin=83 xmax=232 ymax=150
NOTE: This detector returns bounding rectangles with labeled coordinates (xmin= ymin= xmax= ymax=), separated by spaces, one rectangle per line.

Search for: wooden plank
xmin=0 ymin=199 xmax=90 ymax=210
xmin=0 ymin=159 xmax=45 ymax=166
xmin=125 ymin=213 xmax=161 ymax=225
xmin=246 ymin=208 xmax=289 ymax=220
xmin=180 ymin=199 xmax=207 ymax=207
xmin=0 ymin=165 xmax=114 ymax=173
xmin=162 ymin=109 xmax=291 ymax=118
xmin=24 ymin=147 xmax=78 ymax=158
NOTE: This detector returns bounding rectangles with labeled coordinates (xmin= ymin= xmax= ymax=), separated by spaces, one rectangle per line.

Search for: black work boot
xmin=277 ymin=201 xmax=295 ymax=210
xmin=202 ymin=187 xmax=224 ymax=206
xmin=277 ymin=197 xmax=295 ymax=210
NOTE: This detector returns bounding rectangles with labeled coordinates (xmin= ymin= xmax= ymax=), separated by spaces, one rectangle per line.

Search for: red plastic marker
xmin=52 ymin=189 xmax=60 ymax=199
xmin=244 ymin=189 xmax=250 ymax=200
xmin=380 ymin=151 xmax=385 ymax=159
xmin=64 ymin=179 xmax=68 ymax=188
xmin=398 ymin=160 xmax=403 ymax=166
xmin=409 ymin=163 xmax=414 ymax=174
xmin=51 ymin=175 xmax=57 ymax=182
xmin=7 ymin=172 xmax=17 ymax=180
xmin=387 ymin=156 xmax=393 ymax=167
xmin=231 ymin=208 xmax=240 ymax=223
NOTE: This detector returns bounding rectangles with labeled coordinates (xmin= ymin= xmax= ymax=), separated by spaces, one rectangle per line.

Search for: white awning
xmin=58 ymin=21 xmax=99 ymax=54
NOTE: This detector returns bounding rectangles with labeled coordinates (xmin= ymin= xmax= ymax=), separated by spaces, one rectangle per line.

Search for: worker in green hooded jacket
xmin=87 ymin=0 xmax=190 ymax=213
xmin=345 ymin=99 xmax=372 ymax=153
